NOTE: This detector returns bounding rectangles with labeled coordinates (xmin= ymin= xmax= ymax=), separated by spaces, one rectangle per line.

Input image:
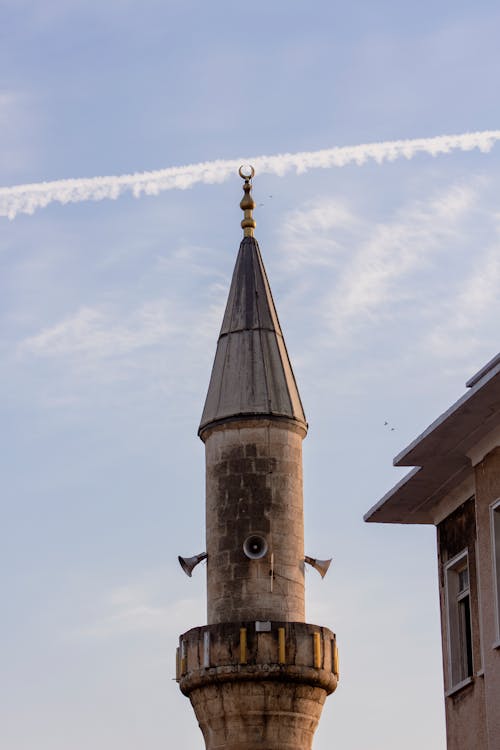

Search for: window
xmin=491 ymin=500 xmax=500 ymax=642
xmin=445 ymin=550 xmax=473 ymax=688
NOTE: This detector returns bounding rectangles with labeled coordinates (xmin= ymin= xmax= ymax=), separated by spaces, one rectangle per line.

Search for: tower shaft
xmin=205 ymin=419 xmax=306 ymax=624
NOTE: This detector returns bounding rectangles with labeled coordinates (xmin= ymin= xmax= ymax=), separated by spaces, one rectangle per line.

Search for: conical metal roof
xmin=199 ymin=236 xmax=307 ymax=438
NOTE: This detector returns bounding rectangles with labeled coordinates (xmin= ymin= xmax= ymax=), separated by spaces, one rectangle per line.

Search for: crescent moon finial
xmin=238 ymin=164 xmax=255 ymax=180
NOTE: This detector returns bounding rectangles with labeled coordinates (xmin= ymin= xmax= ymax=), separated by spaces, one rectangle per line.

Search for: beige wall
xmin=203 ymin=419 xmax=306 ymax=625
xmin=474 ymin=447 xmax=500 ymax=749
xmin=435 ymin=448 xmax=500 ymax=749
xmin=437 ymin=497 xmax=487 ymax=750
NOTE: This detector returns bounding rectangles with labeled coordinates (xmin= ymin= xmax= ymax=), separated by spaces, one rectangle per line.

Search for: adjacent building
xmin=365 ymin=354 xmax=500 ymax=749
xmin=176 ymin=168 xmax=338 ymax=750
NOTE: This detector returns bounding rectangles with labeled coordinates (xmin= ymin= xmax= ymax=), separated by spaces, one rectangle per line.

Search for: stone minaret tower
xmin=177 ymin=167 xmax=338 ymax=750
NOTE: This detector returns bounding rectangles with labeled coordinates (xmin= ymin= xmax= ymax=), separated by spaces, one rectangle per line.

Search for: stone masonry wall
xmin=178 ymin=621 xmax=338 ymax=750
xmin=203 ymin=419 xmax=306 ymax=624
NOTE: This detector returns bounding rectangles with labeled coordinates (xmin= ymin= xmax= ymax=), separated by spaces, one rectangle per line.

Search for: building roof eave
xmin=393 ymin=359 xmax=500 ymax=468
xmin=365 ymin=356 xmax=500 ymax=525
xmin=364 ymin=462 xmax=472 ymax=524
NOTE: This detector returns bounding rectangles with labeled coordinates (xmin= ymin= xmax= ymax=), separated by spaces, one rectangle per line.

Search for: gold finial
xmin=239 ymin=164 xmax=256 ymax=238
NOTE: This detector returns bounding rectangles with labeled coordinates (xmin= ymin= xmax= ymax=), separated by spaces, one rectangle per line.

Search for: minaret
xmin=177 ymin=167 xmax=338 ymax=750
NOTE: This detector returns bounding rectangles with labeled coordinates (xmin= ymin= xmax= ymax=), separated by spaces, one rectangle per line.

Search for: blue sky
xmin=2 ymin=2 xmax=500 ymax=748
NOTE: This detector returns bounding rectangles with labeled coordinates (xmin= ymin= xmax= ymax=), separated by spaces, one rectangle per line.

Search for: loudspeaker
xmin=243 ymin=534 xmax=268 ymax=559
xmin=178 ymin=552 xmax=207 ymax=577
xmin=304 ymin=555 xmax=332 ymax=579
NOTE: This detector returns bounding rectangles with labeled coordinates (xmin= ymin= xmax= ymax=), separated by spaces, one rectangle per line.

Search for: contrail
xmin=2 ymin=130 xmax=500 ymax=220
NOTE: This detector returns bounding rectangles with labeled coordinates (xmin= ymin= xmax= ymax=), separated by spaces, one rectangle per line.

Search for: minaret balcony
xmin=177 ymin=620 xmax=338 ymax=696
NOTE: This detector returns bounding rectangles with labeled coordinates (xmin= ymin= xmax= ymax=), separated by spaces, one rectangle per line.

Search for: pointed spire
xmin=198 ymin=169 xmax=307 ymax=439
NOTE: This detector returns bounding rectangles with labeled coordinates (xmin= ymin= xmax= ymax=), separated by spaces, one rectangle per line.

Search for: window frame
xmin=490 ymin=499 xmax=500 ymax=646
xmin=444 ymin=549 xmax=474 ymax=693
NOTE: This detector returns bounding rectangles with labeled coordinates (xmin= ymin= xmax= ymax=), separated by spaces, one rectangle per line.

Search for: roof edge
xmin=393 ymin=358 xmax=500 ymax=467
xmin=363 ymin=467 xmax=422 ymax=523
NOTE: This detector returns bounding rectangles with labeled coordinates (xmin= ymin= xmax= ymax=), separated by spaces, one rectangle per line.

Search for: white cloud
xmin=13 ymin=292 xmax=221 ymax=406
xmin=322 ymin=184 xmax=477 ymax=341
xmin=278 ymin=198 xmax=360 ymax=271
xmin=424 ymin=232 xmax=500 ymax=362
xmin=2 ymin=130 xmax=499 ymax=219
xmin=19 ymin=301 xmax=180 ymax=360
xmin=0 ymin=89 xmax=39 ymax=174
xmin=271 ymin=180 xmax=497 ymax=395
xmin=73 ymin=581 xmax=203 ymax=639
